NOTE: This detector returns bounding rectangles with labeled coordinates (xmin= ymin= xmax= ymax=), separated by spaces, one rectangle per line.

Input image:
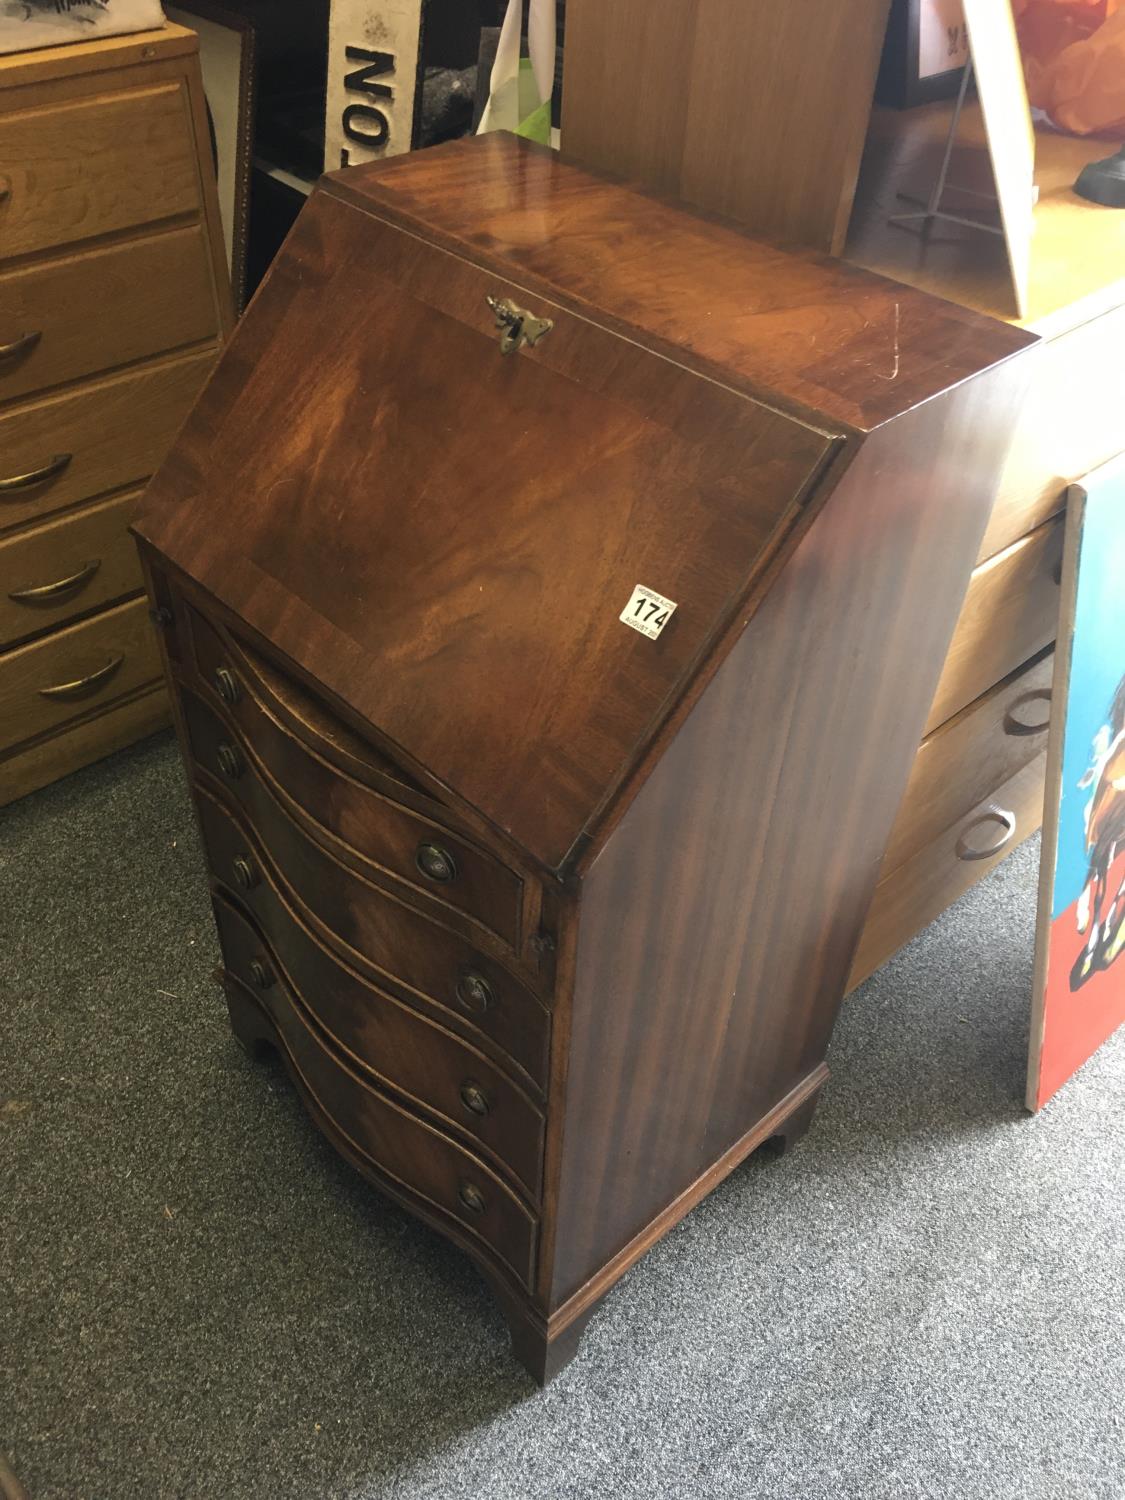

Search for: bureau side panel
xmin=548 ymin=360 xmax=1031 ymax=1309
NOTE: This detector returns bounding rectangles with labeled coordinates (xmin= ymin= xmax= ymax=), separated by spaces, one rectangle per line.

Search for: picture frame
xmin=166 ymin=1 xmax=256 ymax=311
xmin=876 ymin=0 xmax=970 ymax=109
xmin=1028 ymin=457 xmax=1125 ymax=1111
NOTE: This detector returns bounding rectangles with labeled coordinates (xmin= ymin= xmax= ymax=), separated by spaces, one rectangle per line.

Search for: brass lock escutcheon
xmin=486 ymin=295 xmax=553 ymax=355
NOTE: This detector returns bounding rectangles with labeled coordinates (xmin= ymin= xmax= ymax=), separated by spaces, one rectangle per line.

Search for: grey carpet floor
xmin=2 ymin=732 xmax=1123 ymax=1500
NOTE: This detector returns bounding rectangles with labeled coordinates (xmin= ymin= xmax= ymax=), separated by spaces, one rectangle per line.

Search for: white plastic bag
xmin=477 ymin=0 xmax=555 ymax=142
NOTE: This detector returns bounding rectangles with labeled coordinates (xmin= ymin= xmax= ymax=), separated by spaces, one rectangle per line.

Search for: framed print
xmin=877 ymin=0 xmax=970 ymax=108
xmin=166 ymin=1 xmax=256 ymax=310
xmin=1028 ymin=457 xmax=1125 ymax=1111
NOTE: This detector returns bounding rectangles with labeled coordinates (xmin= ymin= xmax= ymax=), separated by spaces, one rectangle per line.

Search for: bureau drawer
xmin=225 ymin=966 xmax=539 ymax=1290
xmin=0 ymin=489 xmax=143 ymax=649
xmin=213 ymin=893 xmax=545 ymax=1197
xmin=925 ymin=514 xmax=1063 ymax=735
xmin=194 ymin=784 xmax=551 ymax=1090
xmin=0 ymin=82 xmax=202 ymax=262
xmin=850 ymin=754 xmax=1047 ymax=990
xmin=884 ymin=648 xmax=1053 ymax=879
xmin=0 ymin=228 xmax=219 ymax=406
xmin=185 ymin=618 xmax=524 ymax=948
xmin=0 ymin=349 xmax=215 ymax=533
xmin=0 ymin=593 xmax=160 ymax=755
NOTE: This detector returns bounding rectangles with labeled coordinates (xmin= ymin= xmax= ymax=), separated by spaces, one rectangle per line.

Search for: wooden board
xmin=1028 ymin=458 xmax=1125 ymax=1111
xmin=561 ymin=0 xmax=893 ymax=254
xmin=962 ymin=0 xmax=1035 ymax=318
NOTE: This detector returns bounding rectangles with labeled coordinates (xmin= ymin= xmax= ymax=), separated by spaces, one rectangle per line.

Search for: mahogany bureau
xmin=132 ymin=134 xmax=1034 ymax=1382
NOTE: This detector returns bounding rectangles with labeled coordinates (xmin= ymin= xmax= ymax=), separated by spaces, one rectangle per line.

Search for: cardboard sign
xmin=1028 ymin=457 xmax=1125 ymax=1110
xmin=324 ymin=0 xmax=424 ymax=171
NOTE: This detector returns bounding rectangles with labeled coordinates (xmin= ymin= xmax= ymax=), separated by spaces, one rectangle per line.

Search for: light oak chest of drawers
xmin=134 ymin=135 xmax=1034 ymax=1381
xmin=0 ymin=23 xmax=230 ymax=805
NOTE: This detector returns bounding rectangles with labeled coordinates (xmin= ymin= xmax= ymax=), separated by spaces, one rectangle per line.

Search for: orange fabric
xmin=1013 ymin=0 xmax=1125 ymax=135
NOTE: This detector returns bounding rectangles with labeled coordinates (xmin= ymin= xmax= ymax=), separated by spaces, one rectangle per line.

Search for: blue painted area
xmin=1053 ymin=459 xmax=1125 ymax=920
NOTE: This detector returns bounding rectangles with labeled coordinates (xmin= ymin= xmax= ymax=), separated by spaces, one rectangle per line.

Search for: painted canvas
xmin=1028 ymin=456 xmax=1125 ymax=1111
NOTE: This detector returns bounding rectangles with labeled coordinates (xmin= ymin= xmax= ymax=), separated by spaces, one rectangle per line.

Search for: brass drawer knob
xmin=232 ymin=855 xmax=259 ymax=891
xmin=217 ymin=742 xmax=244 ymax=779
xmin=249 ymin=957 xmax=275 ymax=990
xmin=214 ymin=666 xmax=240 ymax=705
xmin=458 ymin=1180 xmax=486 ymax=1216
xmin=456 ymin=970 xmax=494 ymax=1015
xmin=459 ymin=1080 xmax=490 ymax=1117
xmin=416 ymin=841 xmax=457 ymax=883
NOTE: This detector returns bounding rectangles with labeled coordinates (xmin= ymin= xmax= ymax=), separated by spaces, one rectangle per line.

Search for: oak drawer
xmin=0 ymin=82 xmax=202 ymax=262
xmin=0 ymin=227 xmax=219 ymax=406
xmin=0 ymin=593 xmax=160 ymax=755
xmin=926 ymin=514 xmax=1064 ymax=735
xmin=979 ymin=303 xmax=1125 ymax=564
xmin=194 ymin=783 xmax=551 ymax=1091
xmin=186 ymin=613 xmax=524 ymax=948
xmin=213 ymin=893 xmax=545 ymax=1197
xmin=0 ymin=349 xmax=215 ymax=533
xmin=884 ymin=649 xmax=1053 ymax=879
xmin=850 ymin=754 xmax=1047 ymax=990
xmin=225 ymin=966 xmax=539 ymax=1290
xmin=0 ymin=489 xmax=144 ymax=649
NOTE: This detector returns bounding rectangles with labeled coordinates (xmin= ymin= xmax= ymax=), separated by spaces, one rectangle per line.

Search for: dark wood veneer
xmin=134 ymin=134 xmax=1034 ymax=1381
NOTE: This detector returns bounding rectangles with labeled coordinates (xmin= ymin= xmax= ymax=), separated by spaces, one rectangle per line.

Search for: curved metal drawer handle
xmin=0 ymin=330 xmax=41 ymax=363
xmin=0 ymin=453 xmax=72 ymax=494
xmin=1003 ymin=688 xmax=1052 ymax=737
xmin=955 ymin=806 xmax=1016 ymax=862
xmin=9 ymin=558 xmax=100 ymax=605
xmin=38 ymin=652 xmax=124 ymax=701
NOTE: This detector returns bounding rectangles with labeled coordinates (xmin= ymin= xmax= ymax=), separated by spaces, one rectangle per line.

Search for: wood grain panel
xmin=882 ymin=648 xmax=1053 ymax=880
xmin=325 ymin=134 xmax=1035 ymax=435
xmin=849 ymin=754 xmax=1047 ymax=990
xmin=0 ymin=487 xmax=144 ymax=649
xmin=563 ymin=0 xmax=892 ymax=254
xmin=0 ymin=81 xmax=201 ymax=261
xmin=0 ymin=227 xmax=219 ymax=405
xmin=0 ymin=348 xmax=215 ymax=533
xmin=0 ymin=593 xmax=160 ymax=756
xmin=549 ymin=362 xmax=1028 ymax=1307
xmin=926 ymin=515 xmax=1064 ymax=735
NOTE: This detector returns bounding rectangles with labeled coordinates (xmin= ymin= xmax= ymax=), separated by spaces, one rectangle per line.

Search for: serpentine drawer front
xmin=135 ymin=132 xmax=1038 ymax=1382
xmin=193 ymin=781 xmax=552 ymax=1093
xmin=212 ymin=894 xmax=545 ymax=1198
xmin=185 ymin=611 xmax=527 ymax=950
